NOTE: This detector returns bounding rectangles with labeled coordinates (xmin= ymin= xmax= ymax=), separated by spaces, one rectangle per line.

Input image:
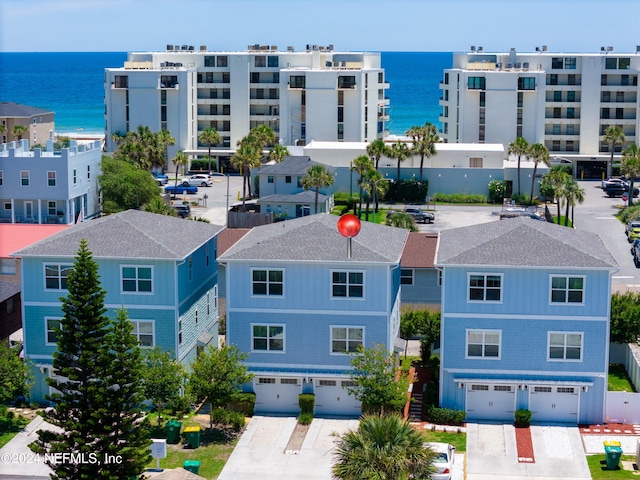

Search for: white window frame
xmin=467 ymin=272 xmax=503 ymax=303
xmin=20 ymin=170 xmax=29 ymax=186
xmin=131 ymin=320 xmax=155 ymax=347
xmin=45 ymin=317 xmax=63 ymax=346
xmin=120 ymin=265 xmax=154 ymax=294
xmin=1 ymin=259 xmax=16 ymax=275
xmin=548 ymin=331 xmax=583 ymax=362
xmin=330 ymin=326 xmax=364 ymax=355
xmin=400 ymin=268 xmax=414 ymax=286
xmin=47 ymin=171 xmax=56 ymax=187
xmin=331 ymin=270 xmax=365 ymax=299
xmin=465 ymin=329 xmax=502 ymax=359
xmin=44 ymin=264 xmax=73 ymax=291
xmin=0 ymin=170 xmax=3 ymax=186
xmin=251 ymin=323 xmax=285 ymax=353
xmin=549 ymin=275 xmax=585 ymax=305
xmin=47 ymin=201 xmax=56 ymax=216
xmin=251 ymin=268 xmax=284 ymax=297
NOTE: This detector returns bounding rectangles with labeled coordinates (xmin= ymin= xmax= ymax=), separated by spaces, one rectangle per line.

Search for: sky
xmin=1 ymin=0 xmax=638 ymax=53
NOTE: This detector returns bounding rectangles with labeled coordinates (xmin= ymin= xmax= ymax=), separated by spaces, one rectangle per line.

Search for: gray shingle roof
xmin=0 ymin=281 xmax=20 ymax=303
xmin=12 ymin=210 xmax=223 ymax=260
xmin=259 ymin=156 xmax=319 ymax=175
xmin=258 ymin=191 xmax=327 ymax=203
xmin=436 ymin=217 xmax=618 ymax=269
xmin=0 ymin=102 xmax=53 ymax=117
xmin=219 ymin=214 xmax=408 ymax=263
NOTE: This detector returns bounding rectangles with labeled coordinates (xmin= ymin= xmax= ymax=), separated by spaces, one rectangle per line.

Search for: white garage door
xmin=529 ymin=386 xmax=579 ymax=423
xmin=466 ymin=383 xmax=516 ymax=421
xmin=254 ymin=377 xmax=302 ymax=414
xmin=314 ymin=379 xmax=361 ymax=417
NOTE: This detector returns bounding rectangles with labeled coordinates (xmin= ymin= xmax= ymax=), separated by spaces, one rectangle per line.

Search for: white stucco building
xmin=439 ymin=47 xmax=640 ymax=178
xmin=104 ymin=44 xmax=389 ymax=170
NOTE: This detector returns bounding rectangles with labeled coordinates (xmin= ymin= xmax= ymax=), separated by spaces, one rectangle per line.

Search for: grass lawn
xmin=421 ymin=429 xmax=466 ymax=453
xmin=0 ymin=414 xmax=31 ymax=449
xmin=608 ymin=364 xmax=636 ymax=392
xmin=586 ymin=454 xmax=638 ymax=479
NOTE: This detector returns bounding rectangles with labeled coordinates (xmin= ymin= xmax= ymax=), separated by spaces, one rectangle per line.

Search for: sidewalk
xmin=0 ymin=416 xmax=58 ymax=479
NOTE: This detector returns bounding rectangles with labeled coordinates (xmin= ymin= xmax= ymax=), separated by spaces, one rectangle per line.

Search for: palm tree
xmin=386 ymin=212 xmax=418 ymax=232
xmin=545 ymin=169 xmax=571 ymax=223
xmin=332 ymin=414 xmax=435 ymax=480
xmin=12 ymin=124 xmax=27 ymax=141
xmin=0 ymin=124 xmax=7 ymax=140
xmin=251 ymin=124 xmax=276 ymax=150
xmin=143 ymin=197 xmax=176 ymax=216
xmin=366 ymin=138 xmax=388 ymax=171
xmin=231 ymin=135 xmax=262 ymax=209
xmin=351 ymin=155 xmax=374 ymax=218
xmin=508 ymin=136 xmax=530 ymax=196
xmin=622 ymin=143 xmax=640 ymax=206
xmin=198 ymin=127 xmax=221 ymax=172
xmin=388 ymin=142 xmax=411 ymax=182
xmin=171 ymin=150 xmax=189 ymax=200
xmin=301 ymin=164 xmax=335 ymax=214
xmin=529 ymin=143 xmax=551 ymax=204
xmin=361 ymin=168 xmax=387 ymax=222
xmin=406 ymin=123 xmax=439 ymax=182
xmin=157 ymin=129 xmax=176 ymax=170
xmin=604 ymin=125 xmax=625 ymax=177
xmin=562 ymin=177 xmax=585 ymax=226
xmin=268 ymin=143 xmax=290 ymax=163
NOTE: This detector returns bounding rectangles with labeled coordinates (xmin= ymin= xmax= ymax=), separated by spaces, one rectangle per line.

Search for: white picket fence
xmin=607 ymin=343 xmax=640 ymax=424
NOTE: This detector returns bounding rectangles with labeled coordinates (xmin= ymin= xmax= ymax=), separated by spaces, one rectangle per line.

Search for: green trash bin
xmin=166 ymin=420 xmax=182 ymax=444
xmin=184 ymin=425 xmax=201 ymax=448
xmin=604 ymin=445 xmax=622 ymax=470
xmin=183 ymin=460 xmax=201 ymax=474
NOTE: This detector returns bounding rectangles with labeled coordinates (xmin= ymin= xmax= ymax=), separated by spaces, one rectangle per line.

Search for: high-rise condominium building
xmin=104 ymin=44 xmax=389 ymax=167
xmin=439 ymin=47 xmax=640 ymax=177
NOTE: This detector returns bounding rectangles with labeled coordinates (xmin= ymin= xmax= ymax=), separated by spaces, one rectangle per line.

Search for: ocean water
xmin=0 ymin=51 xmax=451 ymax=136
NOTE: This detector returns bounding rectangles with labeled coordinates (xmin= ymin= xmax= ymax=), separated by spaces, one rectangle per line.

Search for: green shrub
xmin=618 ymin=204 xmax=640 ymax=224
xmin=331 ymin=205 xmax=349 ymax=216
xmin=228 ymin=392 xmax=256 ymax=416
xmin=298 ymin=412 xmax=314 ymax=425
xmin=334 ymin=192 xmax=358 ymax=211
xmin=424 ymin=406 xmax=466 ymax=426
xmin=385 ymin=179 xmax=429 ymax=203
xmin=514 ymin=409 xmax=532 ymax=428
xmin=167 ymin=394 xmax=192 ymax=416
xmin=298 ymin=394 xmax=315 ymax=415
xmin=210 ymin=407 xmax=228 ymax=425
xmin=431 ymin=193 xmax=487 ymax=204
xmin=227 ymin=410 xmax=246 ymax=431
xmin=488 ymin=180 xmax=507 ymax=203
xmin=190 ymin=159 xmax=216 ymax=172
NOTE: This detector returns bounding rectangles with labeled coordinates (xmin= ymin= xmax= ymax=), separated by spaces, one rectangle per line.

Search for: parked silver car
xmin=182 ymin=174 xmax=213 ymax=187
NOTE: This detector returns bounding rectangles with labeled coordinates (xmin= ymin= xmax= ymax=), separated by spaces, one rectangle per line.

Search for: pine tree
xmin=99 ymin=308 xmax=151 ymax=479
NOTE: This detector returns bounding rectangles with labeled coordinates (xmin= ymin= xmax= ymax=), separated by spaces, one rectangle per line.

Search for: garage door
xmin=466 ymin=383 xmax=516 ymax=421
xmin=253 ymin=377 xmax=302 ymax=414
xmin=314 ymin=379 xmax=361 ymax=416
xmin=529 ymin=386 xmax=579 ymax=423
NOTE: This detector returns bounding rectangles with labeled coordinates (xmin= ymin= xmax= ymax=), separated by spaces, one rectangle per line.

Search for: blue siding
xmin=401 ymin=268 xmax=441 ymax=306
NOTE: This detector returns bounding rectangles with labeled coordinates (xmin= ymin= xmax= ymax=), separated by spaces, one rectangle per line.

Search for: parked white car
xmin=182 ymin=174 xmax=213 ymax=187
xmin=424 ymin=442 xmax=455 ymax=480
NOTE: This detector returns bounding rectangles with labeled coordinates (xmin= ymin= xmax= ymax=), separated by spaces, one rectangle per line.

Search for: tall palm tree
xmin=198 ymin=127 xmax=221 ymax=172
xmin=231 ymin=135 xmax=262 ymax=208
xmin=528 ymin=143 xmax=551 ymax=204
xmin=171 ymin=150 xmax=189 ymax=200
xmin=156 ymin=129 xmax=176 ymax=170
xmin=406 ymin=123 xmax=439 ymax=182
xmin=388 ymin=142 xmax=411 ymax=182
xmin=332 ymin=414 xmax=435 ymax=480
xmin=0 ymin=124 xmax=7 ymax=140
xmin=301 ymin=164 xmax=335 ymax=214
xmin=351 ymin=155 xmax=373 ymax=218
xmin=361 ymin=168 xmax=387 ymax=222
xmin=268 ymin=144 xmax=290 ymax=163
xmin=508 ymin=136 xmax=530 ymax=196
xmin=562 ymin=177 xmax=585 ymax=226
xmin=545 ymin=169 xmax=571 ymax=223
xmin=622 ymin=143 xmax=640 ymax=206
xmin=12 ymin=124 xmax=27 ymax=141
xmin=250 ymin=124 xmax=276 ymax=150
xmin=604 ymin=125 xmax=625 ymax=177
xmin=366 ymin=138 xmax=388 ymax=171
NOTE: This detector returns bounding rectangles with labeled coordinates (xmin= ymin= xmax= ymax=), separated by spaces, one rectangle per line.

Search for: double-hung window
xmin=252 ymin=269 xmax=283 ymax=296
xmin=332 ymin=271 xmax=364 ymax=298
xmin=21 ymin=170 xmax=29 ymax=186
xmin=121 ymin=266 xmax=153 ymax=293
xmin=131 ymin=320 xmax=154 ymax=347
xmin=331 ymin=326 xmax=363 ymax=354
xmin=252 ymin=324 xmax=284 ymax=352
xmin=47 ymin=171 xmax=56 ymax=186
xmin=45 ymin=317 xmax=62 ymax=345
xmin=548 ymin=332 xmax=582 ymax=361
xmin=466 ymin=330 xmax=501 ymax=358
xmin=400 ymin=269 xmax=414 ymax=285
xmin=468 ymin=273 xmax=502 ymax=302
xmin=550 ymin=275 xmax=584 ymax=304
xmin=45 ymin=264 xmax=72 ymax=290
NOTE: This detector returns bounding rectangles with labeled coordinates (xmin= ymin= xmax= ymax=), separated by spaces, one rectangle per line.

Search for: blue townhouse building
xmin=0 ymin=139 xmax=102 ymax=224
xmin=218 ymin=214 xmax=408 ymax=416
xmin=436 ymin=218 xmax=618 ymax=424
xmin=12 ymin=210 xmax=223 ymax=402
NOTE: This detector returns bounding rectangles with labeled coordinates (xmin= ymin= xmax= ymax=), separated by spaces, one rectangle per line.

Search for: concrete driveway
xmin=466 ymin=423 xmax=590 ymax=480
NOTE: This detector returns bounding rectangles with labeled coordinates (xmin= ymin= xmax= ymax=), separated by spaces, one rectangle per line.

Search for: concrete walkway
xmin=466 ymin=423 xmax=591 ymax=480
xmin=0 ymin=416 xmax=58 ymax=479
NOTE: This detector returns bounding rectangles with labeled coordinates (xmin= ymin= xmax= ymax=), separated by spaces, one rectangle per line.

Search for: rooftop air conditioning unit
xmin=470 ymin=46 xmax=476 ymax=52
xmin=607 ymin=46 xmax=614 ymax=51
xmin=328 ymin=44 xmax=334 ymax=51
xmin=287 ymin=46 xmax=294 ymax=52
xmin=200 ymin=45 xmax=206 ymax=51
xmin=542 ymin=45 xmax=547 ymax=51
xmin=601 ymin=46 xmax=606 ymax=52
xmin=478 ymin=46 xmax=483 ymax=52
xmin=167 ymin=45 xmax=173 ymax=51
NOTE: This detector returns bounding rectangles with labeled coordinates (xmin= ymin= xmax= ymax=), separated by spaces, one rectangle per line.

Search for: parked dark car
xmin=604 ymin=183 xmax=639 ymax=198
xmin=165 ymin=184 xmax=198 ymax=195
xmin=172 ymin=204 xmax=191 ymax=218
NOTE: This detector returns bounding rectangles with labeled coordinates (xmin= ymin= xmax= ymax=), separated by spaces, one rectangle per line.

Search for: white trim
xmin=245 ymin=362 xmax=355 ymax=373
xmin=443 ymin=367 xmax=604 ymax=376
xmin=44 ymin=316 xmax=63 ymax=346
xmin=330 ymin=325 xmax=365 ymax=355
xmin=131 ymin=319 xmax=155 ymax=348
xmin=251 ymin=323 xmax=286 ymax=353
xmin=465 ymin=329 xmax=502 ymax=360
xmin=467 ymin=272 xmax=503 ymax=304
xmin=43 ymin=263 xmax=73 ymax=292
xmin=120 ymin=264 xmax=154 ymax=295
xmin=548 ymin=274 xmax=586 ymax=306
xmin=227 ymin=307 xmax=388 ymax=316
xmin=443 ymin=312 xmax=607 ymax=322
xmin=547 ymin=331 xmax=584 ymax=362
xmin=330 ymin=269 xmax=366 ymax=300
xmin=250 ymin=267 xmax=285 ymax=298
xmin=453 ymin=378 xmax=593 ymax=387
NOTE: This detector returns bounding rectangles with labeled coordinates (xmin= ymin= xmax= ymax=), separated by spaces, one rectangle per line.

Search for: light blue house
xmin=436 ymin=218 xmax=618 ymax=424
xmin=12 ymin=210 xmax=223 ymax=402
xmin=400 ymin=232 xmax=441 ymax=309
xmin=218 ymin=214 xmax=408 ymax=416
xmin=0 ymin=139 xmax=102 ymax=224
